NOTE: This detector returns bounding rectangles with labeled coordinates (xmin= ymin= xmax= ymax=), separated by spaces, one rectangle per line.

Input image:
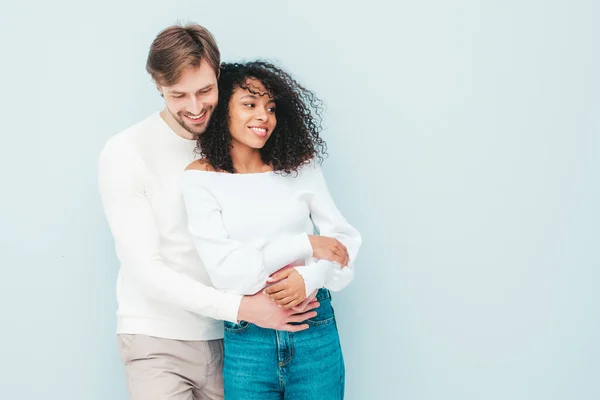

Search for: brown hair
xmin=146 ymin=23 xmax=220 ymax=86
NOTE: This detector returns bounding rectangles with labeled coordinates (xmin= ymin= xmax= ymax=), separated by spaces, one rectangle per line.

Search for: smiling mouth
xmin=248 ymin=126 xmax=268 ymax=137
xmin=184 ymin=110 xmax=207 ymax=122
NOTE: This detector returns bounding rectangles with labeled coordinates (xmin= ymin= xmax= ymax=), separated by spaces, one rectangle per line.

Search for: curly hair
xmin=196 ymin=61 xmax=327 ymax=174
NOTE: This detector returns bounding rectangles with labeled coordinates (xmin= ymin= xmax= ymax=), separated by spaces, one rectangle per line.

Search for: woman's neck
xmin=230 ymin=143 xmax=270 ymax=174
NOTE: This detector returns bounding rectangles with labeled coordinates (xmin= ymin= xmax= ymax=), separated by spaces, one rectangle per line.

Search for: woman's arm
xmin=266 ymin=163 xmax=362 ymax=305
xmin=298 ymin=164 xmax=362 ymax=293
xmin=181 ymin=170 xmax=313 ymax=295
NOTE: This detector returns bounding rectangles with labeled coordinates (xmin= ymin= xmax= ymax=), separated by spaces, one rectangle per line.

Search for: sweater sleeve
xmin=98 ymin=138 xmax=242 ymax=323
xmin=181 ymin=171 xmax=313 ymax=295
xmin=294 ymin=163 xmax=362 ymax=295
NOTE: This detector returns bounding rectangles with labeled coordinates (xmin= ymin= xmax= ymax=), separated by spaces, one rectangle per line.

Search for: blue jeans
xmin=223 ymin=289 xmax=345 ymax=399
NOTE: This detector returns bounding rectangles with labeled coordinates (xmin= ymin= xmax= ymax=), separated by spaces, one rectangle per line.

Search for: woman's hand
xmin=291 ymin=289 xmax=319 ymax=313
xmin=264 ymin=268 xmax=307 ymax=309
xmin=308 ymin=235 xmax=349 ymax=266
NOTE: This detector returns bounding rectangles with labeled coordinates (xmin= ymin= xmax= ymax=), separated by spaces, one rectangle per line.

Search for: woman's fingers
xmin=277 ymin=296 xmax=301 ymax=308
xmin=269 ymin=289 xmax=291 ymax=301
xmin=283 ymin=298 xmax=304 ymax=309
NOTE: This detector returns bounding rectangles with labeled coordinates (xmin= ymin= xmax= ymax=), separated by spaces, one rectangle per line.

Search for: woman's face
xmin=228 ymin=78 xmax=277 ymax=150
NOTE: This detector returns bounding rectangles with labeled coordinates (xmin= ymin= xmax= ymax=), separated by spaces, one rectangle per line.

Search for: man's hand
xmin=264 ymin=268 xmax=307 ymax=309
xmin=237 ymin=291 xmax=319 ymax=332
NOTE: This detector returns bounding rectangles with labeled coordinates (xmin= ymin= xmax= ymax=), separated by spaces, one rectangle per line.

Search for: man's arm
xmin=98 ymin=138 xmax=317 ymax=331
xmin=98 ymin=138 xmax=241 ymax=322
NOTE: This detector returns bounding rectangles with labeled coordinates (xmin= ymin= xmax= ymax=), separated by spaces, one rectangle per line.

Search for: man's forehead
xmin=166 ymin=82 xmax=214 ymax=94
xmin=164 ymin=65 xmax=217 ymax=91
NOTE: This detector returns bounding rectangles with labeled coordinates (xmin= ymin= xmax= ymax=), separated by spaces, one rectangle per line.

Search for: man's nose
xmin=188 ymin=98 xmax=203 ymax=115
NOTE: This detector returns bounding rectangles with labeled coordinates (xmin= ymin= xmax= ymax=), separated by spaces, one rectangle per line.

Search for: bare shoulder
xmin=185 ymin=159 xmax=216 ymax=172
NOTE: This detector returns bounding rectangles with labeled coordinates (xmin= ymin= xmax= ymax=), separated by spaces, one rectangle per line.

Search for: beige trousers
xmin=117 ymin=334 xmax=224 ymax=400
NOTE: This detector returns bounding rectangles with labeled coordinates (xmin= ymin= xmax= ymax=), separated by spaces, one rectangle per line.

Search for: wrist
xmin=295 ymin=266 xmax=323 ymax=298
xmin=292 ymin=267 xmax=307 ymax=297
xmin=307 ymin=235 xmax=316 ymax=254
xmin=237 ymin=295 xmax=252 ymax=323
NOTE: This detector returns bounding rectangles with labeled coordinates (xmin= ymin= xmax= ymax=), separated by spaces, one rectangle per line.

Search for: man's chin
xmin=179 ymin=113 xmax=211 ymax=134
xmin=179 ymin=121 xmax=207 ymax=137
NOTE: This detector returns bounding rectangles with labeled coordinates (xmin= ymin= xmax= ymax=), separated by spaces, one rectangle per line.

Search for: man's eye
xmin=173 ymin=95 xmax=184 ymax=99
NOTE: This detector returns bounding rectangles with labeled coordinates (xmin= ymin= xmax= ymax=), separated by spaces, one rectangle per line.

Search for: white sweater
xmin=98 ymin=112 xmax=242 ymax=341
xmin=181 ymin=162 xmax=362 ymax=297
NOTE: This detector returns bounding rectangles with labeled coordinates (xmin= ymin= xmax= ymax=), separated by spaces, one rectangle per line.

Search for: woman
xmin=181 ymin=61 xmax=361 ymax=399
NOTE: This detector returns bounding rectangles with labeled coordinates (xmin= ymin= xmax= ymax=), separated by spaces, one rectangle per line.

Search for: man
xmin=98 ymin=23 xmax=319 ymax=400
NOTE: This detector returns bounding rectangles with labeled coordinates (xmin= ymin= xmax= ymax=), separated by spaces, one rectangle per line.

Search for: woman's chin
xmin=248 ymin=138 xmax=270 ymax=150
xmin=233 ymin=135 xmax=272 ymax=151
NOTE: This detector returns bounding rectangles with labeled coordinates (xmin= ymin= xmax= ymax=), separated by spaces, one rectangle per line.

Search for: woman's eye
xmin=267 ymin=107 xmax=276 ymax=113
xmin=244 ymin=103 xmax=255 ymax=108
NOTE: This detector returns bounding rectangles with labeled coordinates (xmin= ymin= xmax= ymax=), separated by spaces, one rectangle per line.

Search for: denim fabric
xmin=223 ymin=289 xmax=345 ymax=399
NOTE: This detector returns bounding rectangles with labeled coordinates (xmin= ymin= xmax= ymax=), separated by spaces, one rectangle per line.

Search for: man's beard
xmin=169 ymin=107 xmax=212 ymax=137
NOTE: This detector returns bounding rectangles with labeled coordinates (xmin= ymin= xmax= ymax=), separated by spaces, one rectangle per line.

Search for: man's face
xmin=159 ymin=59 xmax=218 ymax=139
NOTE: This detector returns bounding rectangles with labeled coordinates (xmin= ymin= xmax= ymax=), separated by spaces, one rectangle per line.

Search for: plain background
xmin=1 ymin=1 xmax=598 ymax=399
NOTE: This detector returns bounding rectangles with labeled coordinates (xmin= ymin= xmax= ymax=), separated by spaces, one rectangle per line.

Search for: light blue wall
xmin=1 ymin=1 xmax=598 ymax=399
